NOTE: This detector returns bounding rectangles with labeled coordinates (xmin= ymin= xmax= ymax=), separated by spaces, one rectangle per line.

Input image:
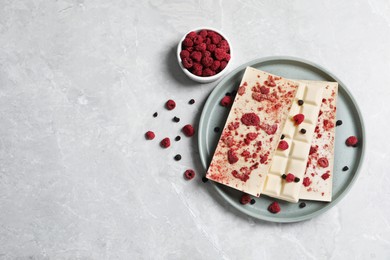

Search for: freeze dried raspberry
xmin=182 ymin=124 xmax=195 ymax=137
xmin=240 ymin=194 xmax=251 ymax=205
xmin=203 ymin=50 xmax=211 ymax=57
xmin=318 ymin=157 xmax=329 ymax=168
xmin=160 ymin=137 xmax=170 ymax=148
xmin=303 ymin=177 xmax=311 ymax=187
xmin=185 ymin=47 xmax=194 ymax=53
xmin=145 ymin=131 xmax=155 ymax=140
xmin=186 ymin=31 xmax=197 ymax=39
xmin=345 ymin=136 xmax=358 ymax=147
xmin=321 ymin=172 xmax=330 ymax=180
xmin=203 ymin=68 xmax=216 ymax=77
xmin=293 ymin=114 xmax=305 ymax=125
xmin=192 ymin=63 xmax=203 ymax=72
xmin=195 ymin=43 xmax=206 ymax=52
xmin=260 ymin=123 xmax=278 ymax=135
xmin=179 ymin=50 xmax=190 ymax=59
xmin=184 ymin=169 xmax=195 ymax=180
xmin=199 ymin=29 xmax=208 ymax=38
xmin=278 ymin=140 xmax=289 ymax=150
xmin=214 ymin=48 xmax=226 ymax=61
xmin=211 ymin=33 xmax=222 ymax=44
xmin=217 ymin=40 xmax=230 ymax=51
xmin=201 ymin=56 xmax=213 ymax=67
xmin=193 ymin=35 xmax=204 ymax=45
xmin=206 ymin=44 xmax=216 ymax=52
xmin=220 ymin=61 xmax=228 ymax=70
xmin=285 ymin=173 xmax=295 ymax=183
xmin=210 ymin=60 xmax=221 ymax=71
xmin=241 ymin=113 xmax=260 ymax=126
xmin=227 ymin=149 xmax=239 ymax=164
xmin=220 ymin=96 xmax=232 ymax=107
xmin=182 ymin=57 xmax=193 ymax=69
xmin=309 ymin=146 xmax=318 ymax=155
xmin=190 ymin=51 xmax=202 ymax=62
xmin=225 ymin=54 xmax=231 ymax=61
xmin=246 ymin=132 xmax=258 ymax=140
xmin=182 ymin=38 xmax=193 ymax=47
xmin=268 ymin=201 xmax=281 ymax=214
xmin=166 ymin=99 xmax=176 ymax=110
xmin=260 ymin=154 xmax=268 ymax=164
xmin=192 ymin=69 xmax=202 ymax=76
xmin=260 ymin=86 xmax=270 ymax=94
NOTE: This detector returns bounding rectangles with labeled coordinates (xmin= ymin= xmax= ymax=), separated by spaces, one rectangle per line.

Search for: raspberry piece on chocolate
xmin=182 ymin=57 xmax=193 ymax=69
xmin=318 ymin=157 xmax=329 ymax=168
xmin=303 ymin=177 xmax=311 ymax=187
xmin=246 ymin=132 xmax=258 ymax=140
xmin=241 ymin=113 xmax=260 ymax=126
xmin=260 ymin=123 xmax=278 ymax=135
xmin=260 ymin=86 xmax=270 ymax=94
xmin=160 ymin=137 xmax=170 ymax=148
xmin=227 ymin=149 xmax=239 ymax=164
xmin=165 ymin=99 xmax=176 ymax=110
xmin=260 ymin=154 xmax=268 ymax=164
xmin=203 ymin=68 xmax=216 ymax=77
xmin=145 ymin=131 xmax=155 ymax=140
xmin=220 ymin=96 xmax=232 ymax=107
xmin=182 ymin=38 xmax=193 ymax=47
xmin=345 ymin=136 xmax=358 ymax=147
xmin=293 ymin=114 xmax=305 ymax=125
xmin=184 ymin=169 xmax=195 ymax=180
xmin=201 ymin=56 xmax=214 ymax=67
xmin=278 ymin=140 xmax=289 ymax=150
xmin=179 ymin=50 xmax=190 ymax=59
xmin=240 ymin=194 xmax=251 ymax=205
xmin=309 ymin=145 xmax=318 ymax=155
xmin=321 ymin=172 xmax=330 ymax=180
xmin=190 ymin=51 xmax=202 ymax=62
xmin=285 ymin=173 xmax=295 ymax=183
xmin=182 ymin=124 xmax=195 ymax=137
xmin=210 ymin=60 xmax=221 ymax=71
xmin=268 ymin=201 xmax=281 ymax=214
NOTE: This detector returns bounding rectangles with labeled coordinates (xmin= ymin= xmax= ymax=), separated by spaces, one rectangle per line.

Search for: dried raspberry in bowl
xmin=179 ymin=29 xmax=231 ymax=78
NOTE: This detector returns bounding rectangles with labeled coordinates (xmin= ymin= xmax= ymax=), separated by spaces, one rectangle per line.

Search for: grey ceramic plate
xmin=198 ymin=56 xmax=365 ymax=223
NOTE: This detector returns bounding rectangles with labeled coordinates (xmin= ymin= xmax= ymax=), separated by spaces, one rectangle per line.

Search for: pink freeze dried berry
xmin=293 ymin=114 xmax=305 ymax=125
xmin=220 ymin=96 xmax=232 ymax=107
xmin=182 ymin=124 xmax=195 ymax=137
xmin=318 ymin=157 xmax=329 ymax=168
xmin=278 ymin=140 xmax=289 ymax=150
xmin=210 ymin=60 xmax=221 ymax=71
xmin=182 ymin=57 xmax=193 ymax=69
xmin=190 ymin=51 xmax=202 ymax=62
xmin=166 ymin=99 xmax=176 ymax=110
xmin=179 ymin=50 xmax=190 ymax=59
xmin=345 ymin=136 xmax=358 ymax=147
xmin=241 ymin=113 xmax=260 ymax=126
xmin=268 ymin=201 xmax=281 ymax=214
xmin=203 ymin=68 xmax=216 ymax=77
xmin=184 ymin=169 xmax=195 ymax=180
xmin=201 ymin=56 xmax=214 ymax=67
xmin=160 ymin=137 xmax=170 ymax=148
xmin=182 ymin=38 xmax=193 ymax=47
xmin=240 ymin=194 xmax=251 ymax=205
xmin=145 ymin=131 xmax=155 ymax=140
xmin=227 ymin=149 xmax=239 ymax=164
xmin=220 ymin=61 xmax=228 ymax=70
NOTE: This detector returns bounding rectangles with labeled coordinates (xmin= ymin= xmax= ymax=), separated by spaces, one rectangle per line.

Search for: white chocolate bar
xmin=262 ymin=82 xmax=325 ymax=203
xmin=299 ymin=80 xmax=338 ymax=202
xmin=206 ymin=67 xmax=298 ymax=197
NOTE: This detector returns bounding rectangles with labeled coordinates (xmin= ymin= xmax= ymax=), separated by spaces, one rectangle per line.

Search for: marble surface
xmin=1 ymin=0 xmax=390 ymax=259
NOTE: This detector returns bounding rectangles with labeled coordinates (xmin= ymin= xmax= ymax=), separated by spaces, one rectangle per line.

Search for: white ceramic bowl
xmin=176 ymin=27 xmax=233 ymax=83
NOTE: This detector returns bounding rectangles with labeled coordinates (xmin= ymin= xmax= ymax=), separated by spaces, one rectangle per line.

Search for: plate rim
xmin=198 ymin=55 xmax=366 ymax=223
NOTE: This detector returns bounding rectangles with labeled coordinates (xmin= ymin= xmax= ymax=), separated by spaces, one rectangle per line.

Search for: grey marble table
xmin=1 ymin=0 xmax=389 ymax=259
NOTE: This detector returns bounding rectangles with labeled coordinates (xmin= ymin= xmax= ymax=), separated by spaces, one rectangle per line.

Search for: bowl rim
xmin=176 ymin=27 xmax=233 ymax=83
